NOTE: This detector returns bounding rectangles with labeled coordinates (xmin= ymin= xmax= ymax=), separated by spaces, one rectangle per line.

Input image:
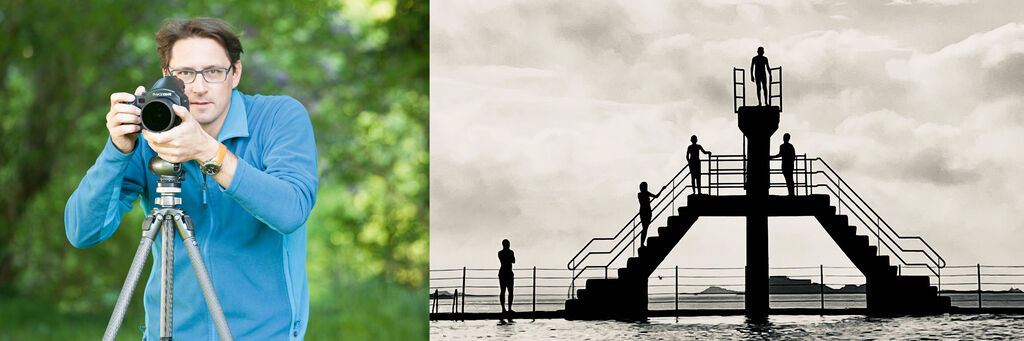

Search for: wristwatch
xmin=201 ymin=143 xmax=227 ymax=175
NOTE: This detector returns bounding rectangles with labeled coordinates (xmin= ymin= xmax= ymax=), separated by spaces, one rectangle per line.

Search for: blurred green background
xmin=0 ymin=0 xmax=427 ymax=339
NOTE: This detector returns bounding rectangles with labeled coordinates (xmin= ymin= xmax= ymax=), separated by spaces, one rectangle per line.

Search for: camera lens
xmin=141 ymin=101 xmax=176 ymax=132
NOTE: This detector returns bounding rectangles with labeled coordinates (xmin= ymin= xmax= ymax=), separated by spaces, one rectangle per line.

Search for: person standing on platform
xmin=771 ymin=133 xmax=796 ymax=196
xmin=498 ymin=239 xmax=516 ymax=314
xmin=637 ymin=182 xmax=667 ymax=248
xmin=687 ymin=135 xmax=712 ymax=195
xmin=750 ymin=46 xmax=772 ymax=106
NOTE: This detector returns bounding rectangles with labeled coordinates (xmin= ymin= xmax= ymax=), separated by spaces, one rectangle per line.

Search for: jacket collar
xmin=217 ymin=89 xmax=249 ymax=142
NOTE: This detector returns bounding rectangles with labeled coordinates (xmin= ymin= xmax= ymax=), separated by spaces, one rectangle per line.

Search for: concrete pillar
xmin=737 ymin=106 xmax=780 ymax=319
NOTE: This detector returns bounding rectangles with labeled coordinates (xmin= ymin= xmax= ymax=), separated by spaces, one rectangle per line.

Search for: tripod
xmin=103 ymin=157 xmax=234 ymax=341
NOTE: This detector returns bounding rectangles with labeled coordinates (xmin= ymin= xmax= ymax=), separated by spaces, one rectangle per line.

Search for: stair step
xmin=646 ymin=237 xmax=662 ymax=249
xmin=657 ymin=225 xmax=683 ymax=238
xmin=819 ymin=205 xmax=837 ymax=215
xmin=626 ymin=257 xmax=642 ymax=270
xmin=897 ymin=275 xmax=931 ymax=288
xmin=565 ymin=299 xmax=581 ymax=313
xmin=584 ymin=278 xmax=619 ymax=292
xmin=850 ymin=235 xmax=869 ymax=246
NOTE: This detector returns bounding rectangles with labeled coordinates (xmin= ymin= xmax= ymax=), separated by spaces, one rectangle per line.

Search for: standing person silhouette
xmin=687 ymin=135 xmax=712 ymax=194
xmin=638 ymin=182 xmax=667 ymax=248
xmin=770 ymin=133 xmax=796 ymax=196
xmin=750 ymin=46 xmax=772 ymax=106
xmin=498 ymin=239 xmax=516 ymax=314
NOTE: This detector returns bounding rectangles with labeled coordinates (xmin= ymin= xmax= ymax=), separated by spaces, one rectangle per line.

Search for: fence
xmin=429 ymin=264 xmax=1024 ymax=316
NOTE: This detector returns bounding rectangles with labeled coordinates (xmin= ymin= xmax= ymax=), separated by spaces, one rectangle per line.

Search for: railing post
xmin=820 ymin=264 xmax=824 ymax=310
xmin=453 ymin=289 xmax=458 ymax=314
xmin=533 ymin=266 xmax=537 ymax=313
xmin=570 ymin=268 xmax=574 ymax=299
xmin=433 ymin=289 xmax=438 ymax=314
xmin=675 ymin=265 xmax=679 ymax=313
xmin=977 ymin=263 xmax=982 ymax=308
xmin=462 ymin=267 xmax=466 ymax=314
xmin=875 ymin=215 xmax=880 ymax=256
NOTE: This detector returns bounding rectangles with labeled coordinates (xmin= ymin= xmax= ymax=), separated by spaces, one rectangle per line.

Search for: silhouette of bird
xmin=658 ymin=276 xmax=663 ymax=280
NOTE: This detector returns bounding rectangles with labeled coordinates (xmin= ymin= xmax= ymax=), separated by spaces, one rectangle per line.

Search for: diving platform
xmin=685 ymin=194 xmax=831 ymax=216
xmin=564 ymin=65 xmax=948 ymax=320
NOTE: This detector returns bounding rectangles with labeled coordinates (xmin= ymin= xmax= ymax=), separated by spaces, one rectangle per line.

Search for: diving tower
xmin=564 ymin=66 xmax=948 ymax=320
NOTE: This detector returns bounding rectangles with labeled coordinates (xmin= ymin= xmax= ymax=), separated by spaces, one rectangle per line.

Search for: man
xmin=770 ymin=133 xmax=796 ymax=196
xmin=498 ymin=239 xmax=515 ymax=314
xmin=750 ymin=46 xmax=772 ymax=106
xmin=64 ymin=17 xmax=317 ymax=340
xmin=686 ymin=135 xmax=712 ymax=195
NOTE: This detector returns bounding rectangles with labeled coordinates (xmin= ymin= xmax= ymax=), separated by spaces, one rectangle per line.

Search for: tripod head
xmin=148 ymin=157 xmax=184 ymax=208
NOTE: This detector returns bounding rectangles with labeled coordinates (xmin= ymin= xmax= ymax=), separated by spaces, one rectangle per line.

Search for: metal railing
xmin=733 ymin=66 xmax=782 ymax=112
xmin=733 ymin=68 xmax=746 ymax=113
xmin=565 ymin=154 xmax=946 ymax=299
xmin=770 ymin=66 xmax=782 ymax=111
xmin=429 ymin=264 xmax=1024 ymax=316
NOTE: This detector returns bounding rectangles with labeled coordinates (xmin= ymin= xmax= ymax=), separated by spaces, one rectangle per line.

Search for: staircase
xmin=813 ymin=203 xmax=951 ymax=313
xmin=566 ymin=207 xmax=698 ymax=319
xmin=564 ymin=155 xmax=950 ymax=319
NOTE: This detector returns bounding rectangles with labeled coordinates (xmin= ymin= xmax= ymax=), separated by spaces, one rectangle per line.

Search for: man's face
xmin=163 ymin=37 xmax=241 ymax=128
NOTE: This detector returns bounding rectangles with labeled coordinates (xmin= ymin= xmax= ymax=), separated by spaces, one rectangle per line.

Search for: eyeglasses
xmin=168 ymin=66 xmax=234 ymax=84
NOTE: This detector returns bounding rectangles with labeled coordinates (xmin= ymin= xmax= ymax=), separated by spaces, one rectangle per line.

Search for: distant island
xmin=939 ymin=287 xmax=1023 ymax=294
xmin=697 ymin=276 xmax=866 ymax=295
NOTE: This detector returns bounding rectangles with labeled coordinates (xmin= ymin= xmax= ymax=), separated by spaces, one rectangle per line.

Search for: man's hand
xmin=106 ymin=86 xmax=146 ymax=153
xmin=142 ymin=104 xmax=219 ymax=164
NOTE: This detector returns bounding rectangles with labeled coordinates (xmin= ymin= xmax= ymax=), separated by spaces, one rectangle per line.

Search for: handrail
xmin=811 ymin=158 xmax=946 ymax=271
xmin=565 ymin=153 xmax=945 ymax=299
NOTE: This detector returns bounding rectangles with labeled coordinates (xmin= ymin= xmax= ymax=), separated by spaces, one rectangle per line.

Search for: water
xmin=430 ymin=314 xmax=1024 ymax=340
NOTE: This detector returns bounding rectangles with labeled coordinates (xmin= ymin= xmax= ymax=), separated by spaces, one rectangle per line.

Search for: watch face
xmin=202 ymin=163 xmax=221 ymax=175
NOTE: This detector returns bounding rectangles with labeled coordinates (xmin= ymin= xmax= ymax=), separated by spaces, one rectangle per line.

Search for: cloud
xmin=887 ymin=0 xmax=976 ymax=6
xmin=431 ymin=1 xmax=1024 ymax=271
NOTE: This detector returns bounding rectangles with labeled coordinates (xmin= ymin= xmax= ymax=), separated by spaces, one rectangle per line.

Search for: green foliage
xmin=0 ymin=0 xmax=427 ymax=339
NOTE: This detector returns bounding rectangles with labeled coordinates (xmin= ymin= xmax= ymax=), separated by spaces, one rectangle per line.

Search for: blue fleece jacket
xmin=65 ymin=90 xmax=318 ymax=340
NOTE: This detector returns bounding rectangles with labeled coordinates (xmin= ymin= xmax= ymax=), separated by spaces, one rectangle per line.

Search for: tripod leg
xmin=161 ymin=213 xmax=174 ymax=340
xmin=103 ymin=214 xmax=162 ymax=341
xmin=173 ymin=213 xmax=234 ymax=341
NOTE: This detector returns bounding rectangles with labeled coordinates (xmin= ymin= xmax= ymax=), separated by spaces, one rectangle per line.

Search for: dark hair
xmin=156 ymin=17 xmax=243 ymax=70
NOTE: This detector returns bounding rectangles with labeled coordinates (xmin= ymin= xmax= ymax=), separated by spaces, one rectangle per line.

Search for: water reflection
xmin=737 ymin=316 xmax=780 ymax=339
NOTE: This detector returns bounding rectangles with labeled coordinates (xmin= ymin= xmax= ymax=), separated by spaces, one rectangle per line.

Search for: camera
xmin=128 ymin=76 xmax=190 ymax=132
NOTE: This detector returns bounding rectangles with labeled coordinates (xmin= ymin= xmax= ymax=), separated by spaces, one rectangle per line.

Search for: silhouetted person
xmin=750 ymin=46 xmax=772 ymax=106
xmin=687 ymin=135 xmax=712 ymax=194
xmin=498 ymin=239 xmax=515 ymax=313
xmin=638 ymin=182 xmax=667 ymax=248
xmin=770 ymin=133 xmax=796 ymax=196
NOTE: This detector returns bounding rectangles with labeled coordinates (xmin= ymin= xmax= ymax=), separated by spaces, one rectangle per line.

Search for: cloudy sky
xmin=429 ymin=0 xmax=1024 ymax=280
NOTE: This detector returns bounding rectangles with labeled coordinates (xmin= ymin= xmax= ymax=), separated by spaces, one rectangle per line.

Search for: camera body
xmin=128 ymin=76 xmax=190 ymax=132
